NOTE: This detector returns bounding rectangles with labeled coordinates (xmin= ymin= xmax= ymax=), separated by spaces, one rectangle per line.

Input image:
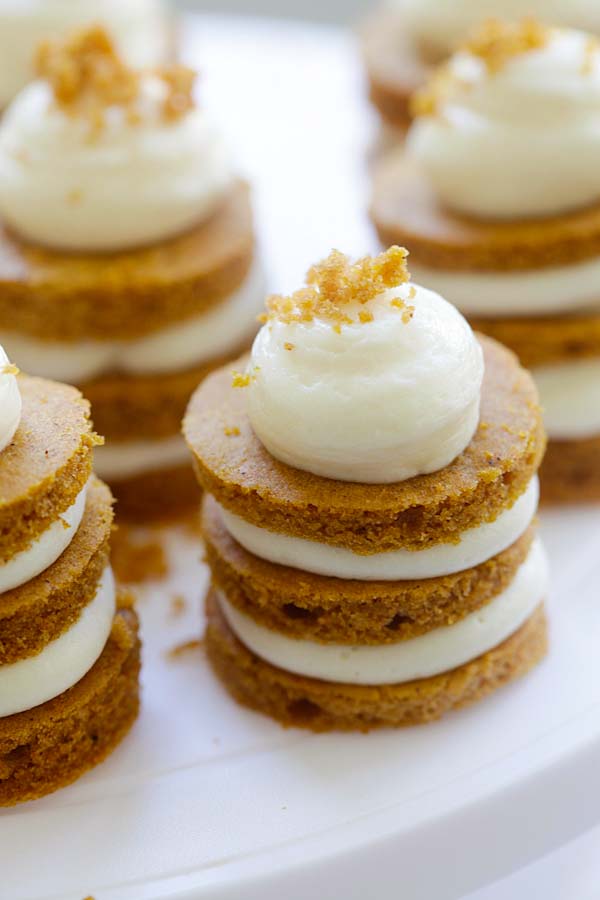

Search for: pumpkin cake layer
xmin=0 ymin=181 xmax=254 ymax=341
xmin=372 ymin=158 xmax=600 ymax=271
xmin=110 ymin=463 xmax=200 ymax=521
xmin=184 ymin=336 xmax=544 ymax=554
xmin=540 ymin=434 xmax=600 ymax=504
xmin=469 ymin=311 xmax=600 ymax=369
xmin=0 ymin=375 xmax=96 ymax=564
xmin=363 ymin=13 xmax=430 ymax=129
xmin=86 ymin=334 xmax=258 ymax=442
xmin=203 ymin=494 xmax=535 ymax=644
xmin=205 ymin=592 xmax=547 ymax=732
xmin=0 ymin=604 xmax=139 ymax=806
xmin=0 ymin=477 xmax=112 ymax=664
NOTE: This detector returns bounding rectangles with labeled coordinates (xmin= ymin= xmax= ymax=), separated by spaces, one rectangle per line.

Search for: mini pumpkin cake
xmin=363 ymin=2 xmax=600 ymax=147
xmin=0 ymin=26 xmax=262 ymax=519
xmin=0 ymin=346 xmax=139 ymax=805
xmin=372 ymin=20 xmax=600 ymax=503
xmin=184 ymin=248 xmax=548 ymax=732
xmin=0 ymin=0 xmax=171 ymax=110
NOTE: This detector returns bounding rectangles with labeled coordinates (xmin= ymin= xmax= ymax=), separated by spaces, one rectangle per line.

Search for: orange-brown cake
xmin=184 ymin=248 xmax=548 ymax=732
xmin=0 ymin=353 xmax=139 ymax=804
xmin=0 ymin=26 xmax=262 ymax=520
xmin=372 ymin=20 xmax=600 ymax=502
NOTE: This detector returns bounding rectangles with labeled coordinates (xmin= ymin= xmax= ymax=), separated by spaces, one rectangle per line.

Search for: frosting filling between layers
xmin=0 ymin=479 xmax=89 ymax=594
xmin=218 ymin=537 xmax=548 ymax=685
xmin=0 ymin=564 xmax=116 ymax=716
xmin=408 ymin=258 xmax=600 ymax=317
xmin=94 ymin=435 xmax=190 ymax=480
xmin=533 ymin=358 xmax=600 ymax=438
xmin=0 ymin=258 xmax=265 ymax=383
xmin=218 ymin=477 xmax=539 ymax=581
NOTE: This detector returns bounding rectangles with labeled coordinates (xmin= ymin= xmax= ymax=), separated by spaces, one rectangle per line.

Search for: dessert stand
xmin=2 ymin=15 xmax=600 ymax=900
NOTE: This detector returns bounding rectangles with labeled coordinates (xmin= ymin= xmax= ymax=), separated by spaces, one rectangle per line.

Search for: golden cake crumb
xmin=1 ymin=363 xmax=18 ymax=376
xmin=224 ymin=426 xmax=240 ymax=436
xmin=262 ymin=247 xmax=411 ymax=331
xmin=582 ymin=36 xmax=600 ymax=75
xmin=35 ymin=26 xmax=197 ymax=133
xmin=464 ymin=18 xmax=550 ymax=73
xmin=232 ymin=371 xmax=251 ymax=388
xmin=168 ymin=638 xmax=203 ymax=659
xmin=169 ymin=594 xmax=186 ymax=618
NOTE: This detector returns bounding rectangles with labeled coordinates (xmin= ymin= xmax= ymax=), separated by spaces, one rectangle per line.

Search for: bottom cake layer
xmin=541 ymin=434 xmax=600 ymax=504
xmin=205 ymin=591 xmax=547 ymax=732
xmin=0 ymin=605 xmax=140 ymax=806
xmin=109 ymin=463 xmax=200 ymax=521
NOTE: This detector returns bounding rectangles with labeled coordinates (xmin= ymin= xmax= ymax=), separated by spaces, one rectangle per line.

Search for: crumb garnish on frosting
xmin=1 ymin=363 xmax=19 ymax=376
xmin=259 ymin=246 xmax=413 ymax=333
xmin=35 ymin=25 xmax=197 ymax=134
xmin=582 ymin=36 xmax=600 ymax=76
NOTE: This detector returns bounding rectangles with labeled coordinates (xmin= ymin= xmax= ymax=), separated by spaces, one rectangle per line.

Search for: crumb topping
xmin=35 ymin=26 xmax=197 ymax=133
xmin=224 ymin=426 xmax=241 ymax=436
xmin=232 ymin=367 xmax=259 ymax=389
xmin=582 ymin=36 xmax=600 ymax=76
xmin=1 ymin=363 xmax=19 ymax=376
xmin=260 ymin=247 xmax=412 ymax=333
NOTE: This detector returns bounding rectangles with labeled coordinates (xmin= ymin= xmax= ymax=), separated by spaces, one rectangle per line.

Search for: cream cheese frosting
xmin=246 ymin=250 xmax=483 ymax=484
xmin=218 ymin=477 xmax=539 ymax=580
xmin=218 ymin=537 xmax=548 ymax=685
xmin=407 ymin=24 xmax=600 ymax=219
xmin=0 ymin=0 xmax=169 ymax=109
xmin=396 ymin=0 xmax=600 ymax=57
xmin=533 ymin=358 xmax=600 ymax=439
xmin=0 ymin=345 xmax=21 ymax=454
xmin=0 ymin=564 xmax=116 ymax=716
xmin=0 ymin=479 xmax=89 ymax=594
xmin=94 ymin=435 xmax=190 ymax=481
xmin=0 ymin=77 xmax=233 ymax=252
xmin=0 ymin=258 xmax=265 ymax=383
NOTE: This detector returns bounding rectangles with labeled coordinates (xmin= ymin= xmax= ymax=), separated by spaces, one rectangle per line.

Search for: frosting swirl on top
xmin=0 ymin=27 xmax=233 ymax=252
xmin=407 ymin=21 xmax=600 ymax=219
xmin=243 ymin=248 xmax=484 ymax=484
xmin=0 ymin=344 xmax=21 ymax=454
xmin=0 ymin=0 xmax=169 ymax=108
xmin=395 ymin=0 xmax=600 ymax=57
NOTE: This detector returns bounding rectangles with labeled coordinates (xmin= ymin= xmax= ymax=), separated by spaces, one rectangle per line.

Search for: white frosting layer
xmin=397 ymin=0 xmax=600 ymax=56
xmin=0 ymin=479 xmax=88 ymax=594
xmin=533 ymin=358 xmax=600 ymax=439
xmin=0 ymin=258 xmax=264 ymax=383
xmin=219 ymin=537 xmax=548 ymax=685
xmin=0 ymin=565 xmax=116 ymax=717
xmin=408 ymin=28 xmax=600 ymax=218
xmin=247 ymin=283 xmax=483 ymax=483
xmin=94 ymin=435 xmax=190 ymax=480
xmin=408 ymin=258 xmax=600 ymax=317
xmin=0 ymin=78 xmax=234 ymax=251
xmin=219 ymin=477 xmax=539 ymax=581
xmin=0 ymin=0 xmax=169 ymax=108
xmin=0 ymin=345 xmax=20 ymax=453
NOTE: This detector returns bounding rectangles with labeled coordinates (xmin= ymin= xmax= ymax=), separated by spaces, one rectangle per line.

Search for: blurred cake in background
xmin=0 ymin=0 xmax=171 ymax=110
xmin=0 ymin=26 xmax=262 ymax=519
xmin=372 ymin=20 xmax=600 ymax=502
xmin=363 ymin=1 xmax=600 ymax=146
xmin=184 ymin=248 xmax=548 ymax=731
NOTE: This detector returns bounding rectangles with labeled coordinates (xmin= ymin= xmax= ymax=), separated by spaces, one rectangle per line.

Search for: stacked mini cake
xmin=364 ymin=1 xmax=600 ymax=144
xmin=0 ymin=0 xmax=170 ymax=110
xmin=0 ymin=26 xmax=262 ymax=518
xmin=0 ymin=347 xmax=139 ymax=805
xmin=184 ymin=248 xmax=548 ymax=731
xmin=372 ymin=20 xmax=600 ymax=502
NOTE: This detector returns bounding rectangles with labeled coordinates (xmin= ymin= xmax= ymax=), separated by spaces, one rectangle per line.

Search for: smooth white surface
xmin=219 ymin=538 xmax=548 ymax=684
xmin=533 ymin=358 xmax=600 ymax=439
xmin=0 ymin=345 xmax=20 ymax=453
xmin=0 ymin=479 xmax=88 ymax=594
xmin=0 ymin=75 xmax=234 ymax=251
xmin=0 ymin=257 xmax=265 ymax=383
xmin=247 ymin=281 xmax=483 ymax=482
xmin=408 ymin=28 xmax=600 ymax=218
xmin=408 ymin=256 xmax=600 ymax=317
xmin=0 ymin=0 xmax=169 ymax=108
xmin=94 ymin=435 xmax=190 ymax=480
xmin=0 ymin=564 xmax=116 ymax=716
xmin=219 ymin=478 xmax=539 ymax=580
xmin=3 ymin=16 xmax=600 ymax=900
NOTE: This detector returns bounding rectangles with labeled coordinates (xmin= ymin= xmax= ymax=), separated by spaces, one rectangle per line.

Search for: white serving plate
xmin=2 ymin=15 xmax=600 ymax=900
